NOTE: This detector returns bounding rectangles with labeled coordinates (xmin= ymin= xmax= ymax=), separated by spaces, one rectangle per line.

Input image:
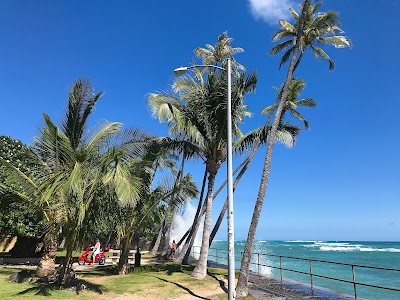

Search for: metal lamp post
xmin=174 ymin=59 xmax=235 ymax=300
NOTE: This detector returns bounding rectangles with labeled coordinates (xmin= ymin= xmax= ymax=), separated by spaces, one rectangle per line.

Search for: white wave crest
xmin=319 ymin=245 xmax=400 ymax=252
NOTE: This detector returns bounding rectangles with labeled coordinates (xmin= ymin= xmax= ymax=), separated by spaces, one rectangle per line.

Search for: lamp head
xmin=173 ymin=67 xmax=189 ymax=76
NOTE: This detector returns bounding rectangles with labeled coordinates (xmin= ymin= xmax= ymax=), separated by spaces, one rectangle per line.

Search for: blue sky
xmin=1 ymin=0 xmax=399 ymax=242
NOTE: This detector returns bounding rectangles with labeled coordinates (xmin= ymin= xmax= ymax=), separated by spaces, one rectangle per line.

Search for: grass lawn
xmin=0 ymin=262 xmax=256 ymax=300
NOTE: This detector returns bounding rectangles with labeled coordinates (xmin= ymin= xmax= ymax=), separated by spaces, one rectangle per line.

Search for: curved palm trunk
xmin=191 ymin=171 xmax=217 ymax=279
xmin=178 ymin=160 xmax=246 ymax=263
xmin=236 ymin=1 xmax=310 ymax=296
xmin=176 ymin=169 xmax=207 ymax=263
xmin=210 ymin=144 xmax=259 ymax=245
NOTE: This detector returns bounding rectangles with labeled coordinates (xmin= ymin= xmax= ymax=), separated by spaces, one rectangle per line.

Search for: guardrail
xmin=190 ymin=245 xmax=400 ymax=299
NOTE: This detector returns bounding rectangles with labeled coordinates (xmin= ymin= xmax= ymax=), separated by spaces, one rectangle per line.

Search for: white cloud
xmin=247 ymin=0 xmax=297 ymax=24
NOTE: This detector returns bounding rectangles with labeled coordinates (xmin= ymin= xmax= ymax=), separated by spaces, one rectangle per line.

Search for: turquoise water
xmin=209 ymin=240 xmax=400 ymax=299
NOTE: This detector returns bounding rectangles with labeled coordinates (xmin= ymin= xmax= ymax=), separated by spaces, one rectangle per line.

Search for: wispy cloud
xmin=247 ymin=0 xmax=297 ymax=25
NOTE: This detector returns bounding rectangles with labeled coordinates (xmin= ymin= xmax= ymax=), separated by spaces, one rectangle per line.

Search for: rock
xmin=9 ymin=270 xmax=33 ymax=283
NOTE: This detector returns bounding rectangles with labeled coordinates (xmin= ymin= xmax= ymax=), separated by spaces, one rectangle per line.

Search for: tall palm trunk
xmin=161 ymin=208 xmax=176 ymax=256
xmin=150 ymin=219 xmax=165 ymax=254
xmin=161 ymin=152 xmax=186 ymax=256
xmin=175 ymin=169 xmax=207 ymax=263
xmin=191 ymin=163 xmax=218 ymax=279
xmin=209 ymin=143 xmax=259 ymax=244
xmin=236 ymin=1 xmax=310 ymax=296
xmin=178 ymin=159 xmax=247 ymax=262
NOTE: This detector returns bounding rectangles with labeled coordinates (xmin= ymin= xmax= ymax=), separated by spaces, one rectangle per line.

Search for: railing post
xmin=352 ymin=265 xmax=357 ymax=300
xmin=257 ymin=253 xmax=260 ymax=275
xmin=280 ymin=256 xmax=283 ymax=297
xmin=309 ymin=260 xmax=313 ymax=296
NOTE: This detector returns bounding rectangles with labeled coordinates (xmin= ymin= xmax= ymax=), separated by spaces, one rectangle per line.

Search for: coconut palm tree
xmin=1 ymin=80 xmax=150 ymax=284
xmin=261 ymin=79 xmax=316 ymax=129
xmin=236 ymin=1 xmax=350 ymax=296
xmin=149 ymin=65 xmax=256 ymax=278
xmin=209 ymin=79 xmax=314 ymax=245
xmin=195 ymin=31 xmax=245 ymax=75
xmin=269 ymin=1 xmax=351 ymax=71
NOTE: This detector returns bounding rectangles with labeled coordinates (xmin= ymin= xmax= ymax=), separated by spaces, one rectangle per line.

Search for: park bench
xmin=105 ymin=249 xmax=136 ymax=265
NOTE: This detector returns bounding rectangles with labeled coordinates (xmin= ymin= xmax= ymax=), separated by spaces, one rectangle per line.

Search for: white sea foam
xmin=360 ymin=247 xmax=400 ymax=252
xmin=171 ymin=202 xmax=203 ymax=259
xmin=318 ymin=245 xmax=400 ymax=252
xmin=285 ymin=240 xmax=322 ymax=243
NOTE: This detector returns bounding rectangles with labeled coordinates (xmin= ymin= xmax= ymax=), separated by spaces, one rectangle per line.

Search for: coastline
xmin=206 ymin=259 xmax=356 ymax=300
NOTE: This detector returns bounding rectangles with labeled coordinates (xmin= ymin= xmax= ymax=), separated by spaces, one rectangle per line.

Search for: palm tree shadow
xmin=153 ymin=276 xmax=210 ymax=300
xmin=207 ymin=271 xmax=228 ymax=293
xmin=16 ymin=284 xmax=53 ymax=296
xmin=15 ymin=279 xmax=104 ymax=296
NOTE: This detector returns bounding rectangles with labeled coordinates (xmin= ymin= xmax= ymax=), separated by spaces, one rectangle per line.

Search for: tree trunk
xmin=235 ymin=1 xmax=310 ymax=297
xmin=105 ymin=230 xmax=113 ymax=247
xmin=35 ymin=239 xmax=57 ymax=278
xmin=58 ymin=237 xmax=75 ymax=285
xmin=175 ymin=168 xmax=207 ymax=263
xmin=210 ymin=145 xmax=259 ymax=245
xmin=150 ymin=220 xmax=165 ymax=254
xmin=177 ymin=159 xmax=245 ymax=261
xmin=191 ymin=171 xmax=217 ymax=279
xmin=117 ymin=235 xmax=132 ymax=275
xmin=161 ymin=208 xmax=176 ymax=256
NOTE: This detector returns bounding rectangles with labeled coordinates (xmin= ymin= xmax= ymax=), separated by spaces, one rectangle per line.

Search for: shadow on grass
xmin=75 ymin=265 xmax=116 ymax=277
xmin=15 ymin=278 xmax=104 ymax=296
xmin=163 ymin=263 xmax=194 ymax=275
xmin=154 ymin=276 xmax=211 ymax=300
xmin=207 ymin=271 xmax=228 ymax=293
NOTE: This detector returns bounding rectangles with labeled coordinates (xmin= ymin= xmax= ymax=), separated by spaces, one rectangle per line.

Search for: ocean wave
xmin=319 ymin=246 xmax=400 ymax=252
xmin=360 ymin=247 xmax=400 ymax=252
xmin=285 ymin=240 xmax=323 ymax=243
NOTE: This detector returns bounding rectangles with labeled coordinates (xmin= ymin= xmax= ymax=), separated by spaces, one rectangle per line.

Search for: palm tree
xmin=236 ymin=1 xmax=350 ymax=296
xmin=261 ymin=79 xmax=316 ymax=129
xmin=149 ymin=65 xmax=256 ymax=279
xmin=0 ymin=80 xmax=150 ymax=284
xmin=269 ymin=1 xmax=351 ymax=71
xmin=195 ymin=31 xmax=245 ymax=75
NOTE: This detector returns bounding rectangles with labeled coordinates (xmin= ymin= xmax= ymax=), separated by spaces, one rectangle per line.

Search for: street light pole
xmin=174 ymin=59 xmax=235 ymax=299
xmin=226 ymin=58 xmax=235 ymax=300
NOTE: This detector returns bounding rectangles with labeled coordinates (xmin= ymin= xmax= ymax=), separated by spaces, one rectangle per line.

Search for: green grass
xmin=0 ymin=267 xmax=98 ymax=300
xmin=0 ymin=262 xmax=231 ymax=300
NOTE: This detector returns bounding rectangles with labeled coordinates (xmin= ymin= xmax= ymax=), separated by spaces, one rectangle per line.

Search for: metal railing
xmin=190 ymin=245 xmax=400 ymax=299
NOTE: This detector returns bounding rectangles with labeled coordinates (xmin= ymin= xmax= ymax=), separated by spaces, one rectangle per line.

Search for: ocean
xmin=208 ymin=240 xmax=400 ymax=299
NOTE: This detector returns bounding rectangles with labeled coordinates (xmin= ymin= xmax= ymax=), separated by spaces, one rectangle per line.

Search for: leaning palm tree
xmin=209 ymin=79 xmax=315 ymax=245
xmin=236 ymin=1 xmax=350 ymax=296
xmin=269 ymin=1 xmax=351 ymax=71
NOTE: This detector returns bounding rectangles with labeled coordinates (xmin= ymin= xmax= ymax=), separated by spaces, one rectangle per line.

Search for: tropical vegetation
xmin=0 ymin=1 xmax=351 ymax=298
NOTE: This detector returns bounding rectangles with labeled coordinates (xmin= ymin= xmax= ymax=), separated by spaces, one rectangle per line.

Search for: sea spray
xmin=170 ymin=202 xmax=204 ymax=259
